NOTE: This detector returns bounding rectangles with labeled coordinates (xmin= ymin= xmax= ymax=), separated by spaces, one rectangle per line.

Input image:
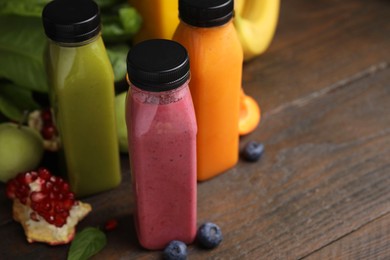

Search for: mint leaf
xmin=67 ymin=227 xmax=107 ymax=260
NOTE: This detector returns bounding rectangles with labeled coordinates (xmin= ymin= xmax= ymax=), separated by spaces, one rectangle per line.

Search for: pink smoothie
xmin=126 ymin=83 xmax=197 ymax=249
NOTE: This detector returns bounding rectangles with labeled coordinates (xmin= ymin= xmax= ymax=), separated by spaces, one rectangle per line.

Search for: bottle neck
xmin=180 ymin=18 xmax=233 ymax=30
xmin=130 ymin=81 xmax=190 ymax=105
xmin=48 ymin=32 xmax=101 ymax=47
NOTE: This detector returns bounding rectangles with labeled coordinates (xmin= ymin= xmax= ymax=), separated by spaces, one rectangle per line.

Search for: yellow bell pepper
xmin=128 ymin=0 xmax=179 ymax=43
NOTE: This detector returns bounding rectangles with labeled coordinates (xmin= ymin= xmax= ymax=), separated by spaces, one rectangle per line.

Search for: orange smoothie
xmin=173 ymin=0 xmax=243 ymax=181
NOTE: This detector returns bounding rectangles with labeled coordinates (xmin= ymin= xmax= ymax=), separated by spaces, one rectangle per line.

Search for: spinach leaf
xmin=0 ymin=0 xmax=50 ymax=17
xmin=0 ymin=81 xmax=39 ymax=121
xmin=107 ymin=44 xmax=129 ymax=82
xmin=119 ymin=6 xmax=142 ymax=35
xmin=0 ymin=16 xmax=48 ymax=92
xmin=102 ymin=5 xmax=141 ymax=43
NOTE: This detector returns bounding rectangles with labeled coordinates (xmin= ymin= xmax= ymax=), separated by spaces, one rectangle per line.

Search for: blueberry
xmin=242 ymin=141 xmax=264 ymax=162
xmin=196 ymin=222 xmax=223 ymax=249
xmin=163 ymin=240 xmax=188 ymax=260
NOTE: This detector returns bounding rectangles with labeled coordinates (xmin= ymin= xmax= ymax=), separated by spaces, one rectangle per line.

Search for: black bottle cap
xmin=179 ymin=0 xmax=234 ymax=28
xmin=127 ymin=39 xmax=190 ymax=92
xmin=42 ymin=0 xmax=100 ymax=43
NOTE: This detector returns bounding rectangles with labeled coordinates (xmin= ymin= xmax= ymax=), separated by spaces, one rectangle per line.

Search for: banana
xmin=234 ymin=0 xmax=246 ymax=17
xmin=234 ymin=0 xmax=280 ymax=61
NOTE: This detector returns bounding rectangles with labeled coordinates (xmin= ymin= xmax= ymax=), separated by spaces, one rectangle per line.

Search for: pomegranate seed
xmin=17 ymin=173 xmax=26 ymax=184
xmin=24 ymin=172 xmax=38 ymax=184
xmin=38 ymin=168 xmax=51 ymax=180
xmin=31 ymin=203 xmax=39 ymax=211
xmin=30 ymin=171 xmax=38 ymax=178
xmin=61 ymin=183 xmax=70 ymax=192
xmin=41 ymin=109 xmax=53 ymax=123
xmin=15 ymin=190 xmax=24 ymax=200
xmin=34 ymin=200 xmax=46 ymax=211
xmin=63 ymin=199 xmax=74 ymax=210
xmin=40 ymin=211 xmax=50 ymax=219
xmin=60 ymin=211 xmax=69 ymax=218
xmin=49 ymin=192 xmax=56 ymax=200
xmin=67 ymin=192 xmax=75 ymax=200
xmin=50 ymin=176 xmax=56 ymax=183
xmin=47 ymin=215 xmax=55 ymax=224
xmin=104 ymin=219 xmax=118 ymax=231
xmin=30 ymin=192 xmax=46 ymax=202
xmin=54 ymin=216 xmax=66 ymax=227
xmin=55 ymin=204 xmax=65 ymax=213
xmin=6 ymin=180 xmax=17 ymax=199
xmin=41 ymin=125 xmax=57 ymax=140
xmin=20 ymin=197 xmax=27 ymax=204
xmin=45 ymin=181 xmax=53 ymax=191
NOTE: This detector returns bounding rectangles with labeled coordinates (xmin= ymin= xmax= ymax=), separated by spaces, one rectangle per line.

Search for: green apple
xmin=0 ymin=123 xmax=44 ymax=182
xmin=115 ymin=92 xmax=128 ymax=153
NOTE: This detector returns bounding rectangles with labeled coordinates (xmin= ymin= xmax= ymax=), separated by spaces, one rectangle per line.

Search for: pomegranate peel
xmin=28 ymin=110 xmax=60 ymax=152
xmin=12 ymin=199 xmax=91 ymax=245
xmin=6 ymin=168 xmax=92 ymax=245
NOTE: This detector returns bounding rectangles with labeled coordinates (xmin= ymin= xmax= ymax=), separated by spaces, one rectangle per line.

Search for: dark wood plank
xmin=191 ymin=67 xmax=390 ymax=259
xmin=243 ymin=0 xmax=390 ymax=116
xmin=304 ymin=213 xmax=390 ymax=260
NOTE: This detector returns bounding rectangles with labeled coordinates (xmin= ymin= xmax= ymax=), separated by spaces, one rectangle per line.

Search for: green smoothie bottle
xmin=42 ymin=0 xmax=121 ymax=197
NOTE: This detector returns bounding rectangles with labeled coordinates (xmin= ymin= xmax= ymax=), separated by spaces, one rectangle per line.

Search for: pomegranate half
xmin=6 ymin=168 xmax=91 ymax=245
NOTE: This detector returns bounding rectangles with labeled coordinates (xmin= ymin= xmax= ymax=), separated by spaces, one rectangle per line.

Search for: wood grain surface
xmin=0 ymin=0 xmax=389 ymax=259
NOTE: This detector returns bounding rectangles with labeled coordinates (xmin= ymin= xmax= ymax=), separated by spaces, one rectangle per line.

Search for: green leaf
xmin=0 ymin=0 xmax=50 ymax=17
xmin=0 ymin=81 xmax=40 ymax=121
xmin=68 ymin=227 xmax=107 ymax=260
xmin=119 ymin=7 xmax=142 ymax=35
xmin=0 ymin=0 xmax=124 ymax=16
xmin=101 ymin=5 xmax=142 ymax=43
xmin=0 ymin=15 xmax=48 ymax=92
xmin=107 ymin=44 xmax=129 ymax=82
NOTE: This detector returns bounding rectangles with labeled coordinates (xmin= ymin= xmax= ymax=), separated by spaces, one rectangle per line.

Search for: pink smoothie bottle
xmin=126 ymin=39 xmax=197 ymax=250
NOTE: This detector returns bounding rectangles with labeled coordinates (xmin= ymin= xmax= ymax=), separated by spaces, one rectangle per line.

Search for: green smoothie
xmin=45 ymin=35 xmax=121 ymax=197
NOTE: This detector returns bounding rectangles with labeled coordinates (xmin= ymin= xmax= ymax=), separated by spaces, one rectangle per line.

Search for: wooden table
xmin=1 ymin=0 xmax=389 ymax=259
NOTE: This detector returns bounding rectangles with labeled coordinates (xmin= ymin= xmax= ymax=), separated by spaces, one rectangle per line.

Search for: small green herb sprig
xmin=67 ymin=227 xmax=107 ymax=260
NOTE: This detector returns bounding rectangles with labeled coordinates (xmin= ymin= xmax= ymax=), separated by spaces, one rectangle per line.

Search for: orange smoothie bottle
xmin=173 ymin=0 xmax=243 ymax=181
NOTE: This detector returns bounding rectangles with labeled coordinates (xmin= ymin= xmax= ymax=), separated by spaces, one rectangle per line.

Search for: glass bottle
xmin=126 ymin=39 xmax=197 ymax=249
xmin=173 ymin=0 xmax=243 ymax=181
xmin=42 ymin=0 xmax=121 ymax=197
